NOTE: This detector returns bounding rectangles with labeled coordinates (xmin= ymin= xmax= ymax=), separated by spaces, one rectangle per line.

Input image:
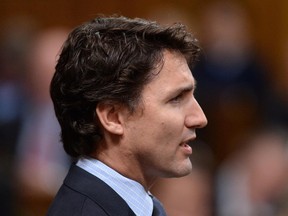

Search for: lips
xmin=182 ymin=136 xmax=196 ymax=145
xmin=179 ymin=136 xmax=195 ymax=155
xmin=179 ymin=142 xmax=193 ymax=155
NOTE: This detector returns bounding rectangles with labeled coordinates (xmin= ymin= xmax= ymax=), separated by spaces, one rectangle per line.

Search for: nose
xmin=185 ymin=98 xmax=208 ymax=129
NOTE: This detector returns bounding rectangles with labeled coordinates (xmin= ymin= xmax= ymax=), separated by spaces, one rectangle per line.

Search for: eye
xmin=170 ymin=93 xmax=184 ymax=103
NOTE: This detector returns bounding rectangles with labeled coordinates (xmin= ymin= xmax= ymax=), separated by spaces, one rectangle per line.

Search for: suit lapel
xmin=64 ymin=165 xmax=136 ymax=216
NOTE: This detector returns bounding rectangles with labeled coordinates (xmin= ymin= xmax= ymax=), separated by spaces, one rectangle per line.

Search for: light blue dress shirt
xmin=77 ymin=157 xmax=153 ymax=216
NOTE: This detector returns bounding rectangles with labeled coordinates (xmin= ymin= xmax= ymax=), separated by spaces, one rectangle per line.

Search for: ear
xmin=96 ymin=102 xmax=124 ymax=135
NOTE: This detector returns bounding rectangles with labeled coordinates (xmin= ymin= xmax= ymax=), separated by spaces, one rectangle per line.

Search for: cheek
xmin=129 ymin=108 xmax=184 ymax=148
xmin=153 ymin=120 xmax=183 ymax=147
xmin=160 ymin=113 xmax=184 ymax=133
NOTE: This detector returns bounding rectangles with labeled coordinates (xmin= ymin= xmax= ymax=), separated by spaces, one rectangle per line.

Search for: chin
xmin=165 ymin=163 xmax=193 ymax=178
xmin=165 ymin=171 xmax=192 ymax=178
xmin=178 ymin=168 xmax=193 ymax=177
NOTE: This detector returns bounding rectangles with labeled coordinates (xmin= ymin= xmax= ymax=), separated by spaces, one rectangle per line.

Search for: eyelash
xmin=170 ymin=90 xmax=195 ymax=104
xmin=170 ymin=93 xmax=184 ymax=103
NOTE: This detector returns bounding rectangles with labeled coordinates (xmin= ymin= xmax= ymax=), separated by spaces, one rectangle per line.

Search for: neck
xmin=91 ymin=148 xmax=156 ymax=191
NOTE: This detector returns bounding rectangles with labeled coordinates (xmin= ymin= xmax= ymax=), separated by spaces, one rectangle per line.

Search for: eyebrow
xmin=171 ymin=80 xmax=197 ymax=97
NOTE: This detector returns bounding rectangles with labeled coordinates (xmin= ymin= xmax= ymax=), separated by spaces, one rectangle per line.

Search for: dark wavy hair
xmin=50 ymin=15 xmax=201 ymax=157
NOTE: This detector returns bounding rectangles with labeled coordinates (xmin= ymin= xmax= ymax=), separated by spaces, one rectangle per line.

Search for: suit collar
xmin=64 ymin=164 xmax=136 ymax=216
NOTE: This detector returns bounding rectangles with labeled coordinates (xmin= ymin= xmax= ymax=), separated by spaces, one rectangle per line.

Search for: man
xmin=47 ymin=16 xmax=207 ymax=216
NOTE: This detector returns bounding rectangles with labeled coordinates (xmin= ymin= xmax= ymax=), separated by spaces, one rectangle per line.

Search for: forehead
xmin=145 ymin=50 xmax=195 ymax=91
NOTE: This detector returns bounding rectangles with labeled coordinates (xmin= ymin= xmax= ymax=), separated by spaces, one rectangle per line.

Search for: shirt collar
xmin=77 ymin=157 xmax=153 ymax=216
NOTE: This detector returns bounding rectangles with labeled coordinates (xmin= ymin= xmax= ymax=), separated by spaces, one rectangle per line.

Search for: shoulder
xmin=47 ymin=184 xmax=108 ymax=216
xmin=47 ymin=164 xmax=136 ymax=216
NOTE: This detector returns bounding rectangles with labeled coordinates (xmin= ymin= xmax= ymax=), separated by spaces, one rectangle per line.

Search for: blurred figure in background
xmin=0 ymin=18 xmax=35 ymax=216
xmin=14 ymin=28 xmax=70 ymax=216
xmin=193 ymin=3 xmax=288 ymax=216
xmin=265 ymin=39 xmax=288 ymax=128
xmin=265 ymin=36 xmax=288 ymax=216
xmin=193 ymin=0 xmax=270 ymax=164
xmin=216 ymin=128 xmax=288 ymax=216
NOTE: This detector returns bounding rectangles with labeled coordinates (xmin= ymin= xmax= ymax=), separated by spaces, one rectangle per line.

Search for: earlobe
xmin=96 ymin=103 xmax=124 ymax=135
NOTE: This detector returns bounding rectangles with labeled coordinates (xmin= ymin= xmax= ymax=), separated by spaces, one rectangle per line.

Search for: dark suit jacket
xmin=47 ymin=164 xmax=136 ymax=216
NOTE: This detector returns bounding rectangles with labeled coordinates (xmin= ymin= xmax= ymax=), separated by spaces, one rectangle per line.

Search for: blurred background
xmin=1 ymin=0 xmax=288 ymax=215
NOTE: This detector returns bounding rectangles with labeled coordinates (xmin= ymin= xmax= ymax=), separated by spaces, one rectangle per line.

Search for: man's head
xmin=50 ymin=16 xmax=201 ymax=158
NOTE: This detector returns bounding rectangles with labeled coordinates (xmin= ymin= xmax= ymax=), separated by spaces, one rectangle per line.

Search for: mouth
xmin=179 ymin=142 xmax=193 ymax=155
xmin=182 ymin=136 xmax=196 ymax=145
xmin=179 ymin=137 xmax=195 ymax=155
